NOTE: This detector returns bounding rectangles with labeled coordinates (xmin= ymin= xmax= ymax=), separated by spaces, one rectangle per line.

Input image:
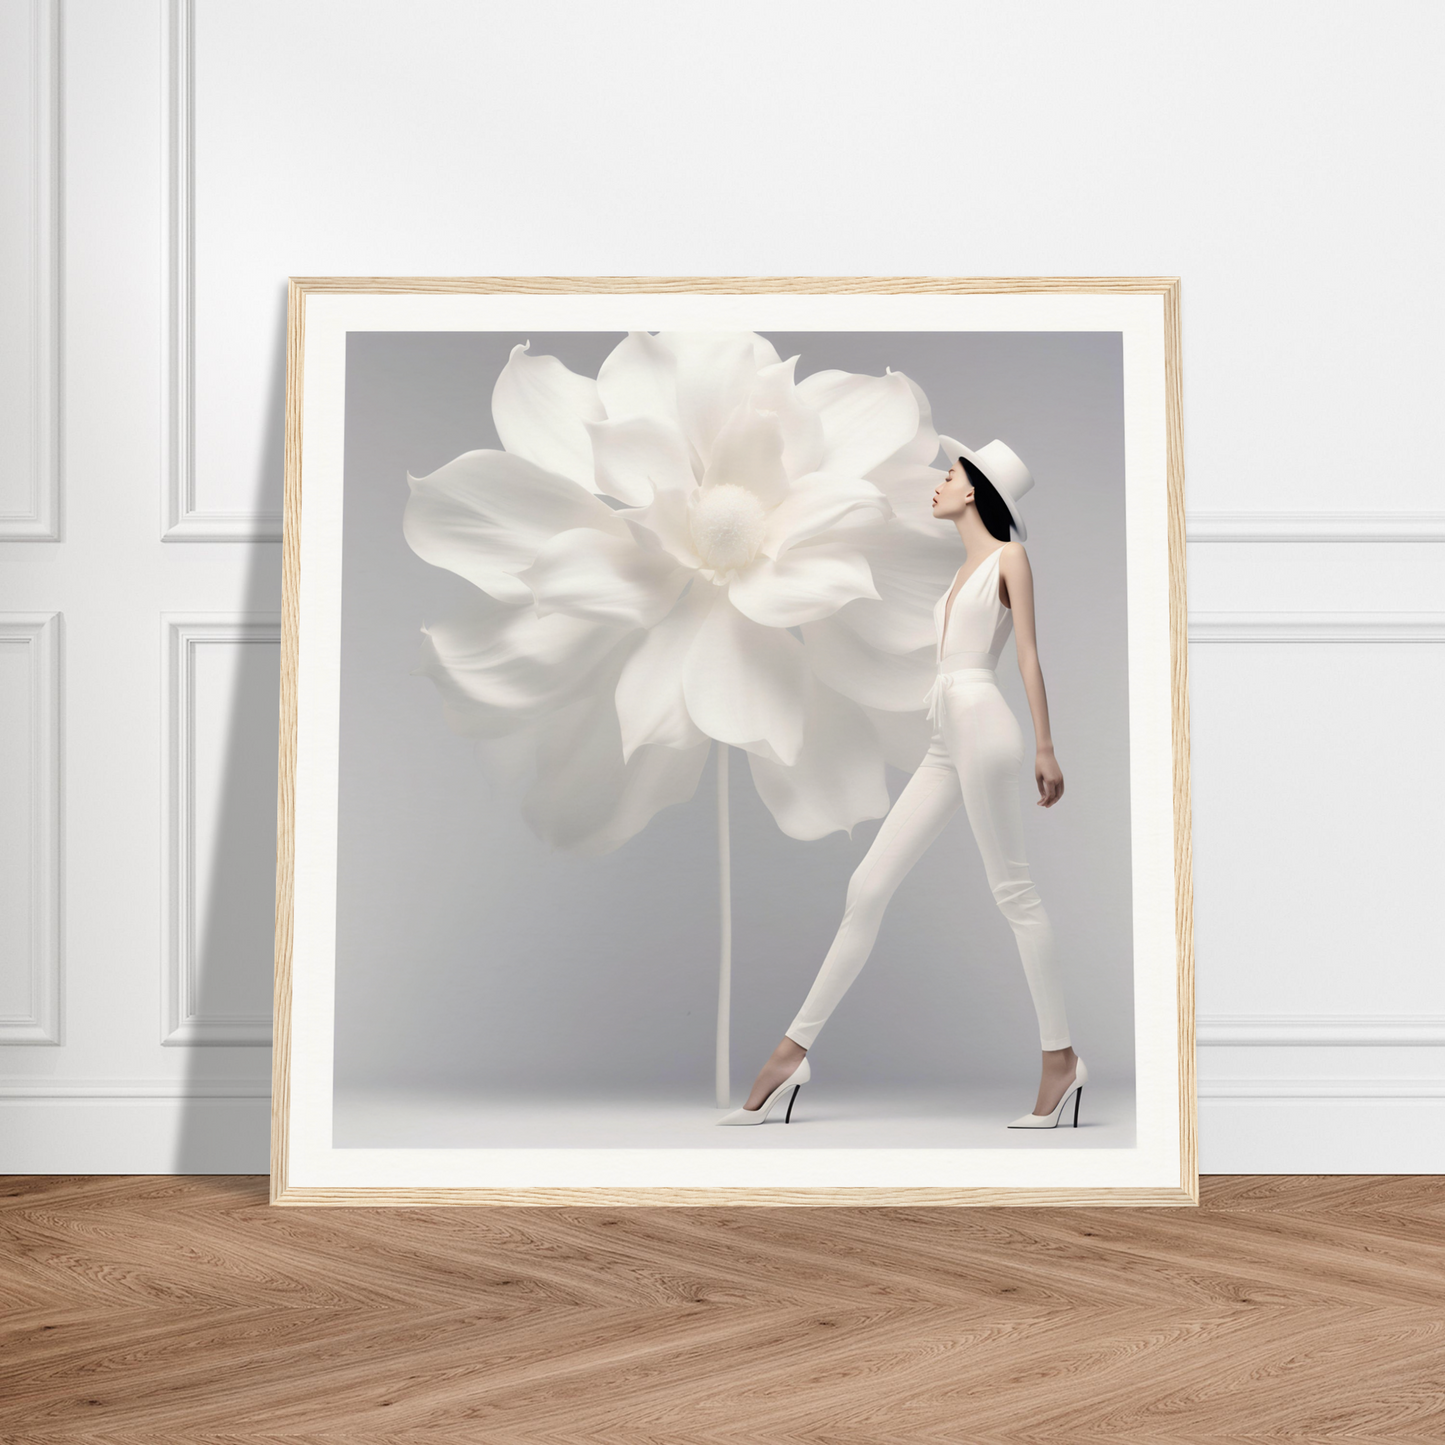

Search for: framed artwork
xmin=270 ymin=277 xmax=1195 ymax=1206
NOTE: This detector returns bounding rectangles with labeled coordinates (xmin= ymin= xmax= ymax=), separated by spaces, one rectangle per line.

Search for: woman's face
xmin=931 ymin=461 xmax=975 ymax=521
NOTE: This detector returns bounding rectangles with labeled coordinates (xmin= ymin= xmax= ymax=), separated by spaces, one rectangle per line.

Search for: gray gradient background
xmin=332 ymin=331 xmax=1133 ymax=1117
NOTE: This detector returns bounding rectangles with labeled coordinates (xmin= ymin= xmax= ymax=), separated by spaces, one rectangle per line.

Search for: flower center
xmin=688 ymin=484 xmax=768 ymax=574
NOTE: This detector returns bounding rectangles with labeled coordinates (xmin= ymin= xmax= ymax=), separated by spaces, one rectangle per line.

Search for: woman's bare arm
xmin=998 ymin=542 xmax=1064 ymax=807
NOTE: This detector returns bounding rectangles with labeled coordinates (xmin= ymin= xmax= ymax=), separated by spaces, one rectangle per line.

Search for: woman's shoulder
xmin=996 ymin=539 xmax=1031 ymax=576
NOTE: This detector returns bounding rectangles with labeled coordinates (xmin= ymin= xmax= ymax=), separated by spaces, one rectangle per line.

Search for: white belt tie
xmin=925 ymin=654 xmax=998 ymax=730
xmin=924 ymin=672 xmax=952 ymax=730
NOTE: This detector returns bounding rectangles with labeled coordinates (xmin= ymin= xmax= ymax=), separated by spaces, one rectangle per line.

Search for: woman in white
xmin=719 ymin=437 xmax=1085 ymax=1129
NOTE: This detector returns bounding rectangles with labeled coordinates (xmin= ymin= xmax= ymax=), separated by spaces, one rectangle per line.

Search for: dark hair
xmin=959 ymin=457 xmax=1014 ymax=543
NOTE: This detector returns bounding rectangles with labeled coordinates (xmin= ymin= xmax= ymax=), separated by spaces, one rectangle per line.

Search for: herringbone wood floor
xmin=2 ymin=1175 xmax=1443 ymax=1443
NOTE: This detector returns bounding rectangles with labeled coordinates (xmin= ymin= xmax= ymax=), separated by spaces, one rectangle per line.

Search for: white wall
xmin=2 ymin=0 xmax=1441 ymax=1172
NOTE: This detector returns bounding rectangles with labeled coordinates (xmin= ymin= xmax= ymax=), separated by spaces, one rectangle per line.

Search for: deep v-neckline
xmin=941 ymin=545 xmax=1007 ymax=650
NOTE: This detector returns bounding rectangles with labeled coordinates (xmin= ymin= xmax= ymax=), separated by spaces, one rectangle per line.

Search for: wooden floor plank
xmin=2 ymin=1176 xmax=1444 ymax=1443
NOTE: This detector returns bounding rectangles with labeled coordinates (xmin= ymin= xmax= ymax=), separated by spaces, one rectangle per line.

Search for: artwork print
xmin=275 ymin=281 xmax=1193 ymax=1205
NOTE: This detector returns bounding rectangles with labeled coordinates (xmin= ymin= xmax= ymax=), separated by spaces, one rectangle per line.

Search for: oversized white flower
xmin=403 ymin=331 xmax=961 ymax=856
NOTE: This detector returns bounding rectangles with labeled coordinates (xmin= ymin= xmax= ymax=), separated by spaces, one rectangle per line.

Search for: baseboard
xmin=4 ymin=1096 xmax=1441 ymax=1177
xmin=1200 ymin=1097 xmax=1445 ymax=1173
xmin=0 ymin=1097 xmax=270 ymax=1173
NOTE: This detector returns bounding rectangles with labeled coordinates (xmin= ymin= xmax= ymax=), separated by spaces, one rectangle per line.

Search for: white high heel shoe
xmin=716 ymin=1056 xmax=810 ymax=1126
xmin=1007 ymin=1057 xmax=1087 ymax=1129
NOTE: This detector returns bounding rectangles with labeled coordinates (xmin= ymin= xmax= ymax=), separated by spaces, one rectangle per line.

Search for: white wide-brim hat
xmin=936 ymin=435 xmax=1035 ymax=542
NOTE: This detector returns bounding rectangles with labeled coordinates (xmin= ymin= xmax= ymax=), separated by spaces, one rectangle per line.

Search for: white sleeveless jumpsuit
xmin=784 ymin=544 xmax=1072 ymax=1051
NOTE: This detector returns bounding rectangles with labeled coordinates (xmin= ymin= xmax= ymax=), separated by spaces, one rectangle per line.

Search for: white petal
xmin=747 ymin=674 xmax=891 ymax=840
xmin=747 ymin=355 xmax=824 ymax=480
xmin=795 ymin=368 xmax=920 ymax=479
xmin=596 ymin=330 xmax=682 ymax=432
xmin=800 ymin=613 xmax=937 ymax=711
xmin=417 ymin=591 xmax=632 ymax=733
xmin=759 ymin=472 xmax=892 ymax=557
xmin=517 ymin=525 xmax=690 ymax=629
xmin=464 ymin=727 xmax=539 ymax=787
xmin=404 ymin=449 xmax=626 ymax=605
xmin=523 ymin=676 xmax=711 ymax=856
xmin=750 ymin=334 xmax=783 ymax=370
xmin=584 ymin=415 xmax=693 ymax=507
xmin=878 ymin=368 xmax=940 ymax=467
xmin=865 ymin=459 xmax=948 ymax=533
xmin=832 ymin=523 xmax=962 ymax=653
xmin=614 ymin=579 xmax=716 ymax=761
xmin=491 ymin=341 xmax=605 ymax=490
xmin=727 ymin=542 xmax=879 ymax=628
xmin=700 ymin=404 xmax=789 ymax=509
xmin=682 ymin=594 xmax=808 ymax=766
xmin=859 ymin=702 xmax=933 ymax=772
xmin=627 ymin=484 xmax=704 ymax=568
xmin=656 ymin=332 xmax=780 ymax=468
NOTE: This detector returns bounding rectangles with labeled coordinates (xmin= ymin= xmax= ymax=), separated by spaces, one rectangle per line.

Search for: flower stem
xmin=716 ymin=741 xmax=731 ymax=1108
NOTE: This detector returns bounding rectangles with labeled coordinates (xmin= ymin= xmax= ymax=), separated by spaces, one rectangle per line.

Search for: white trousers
xmin=784 ymin=666 xmax=1072 ymax=1052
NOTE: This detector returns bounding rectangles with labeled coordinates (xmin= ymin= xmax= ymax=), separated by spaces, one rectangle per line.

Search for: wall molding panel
xmin=1200 ymin=1077 xmax=1445 ymax=1099
xmin=1189 ymin=607 xmax=1445 ymax=1154
xmin=0 ymin=1076 xmax=268 ymax=1098
xmin=161 ymin=614 xmax=280 ymax=1046
xmin=1198 ymin=1015 xmax=1445 ymax=1047
xmin=1186 ymin=512 xmax=1445 ymax=543
xmin=160 ymin=0 xmax=281 ymax=543
xmin=1188 ymin=611 xmax=1445 ymax=644
xmin=1 ymin=0 xmax=60 ymax=541
xmin=0 ymin=613 xmax=61 ymax=1043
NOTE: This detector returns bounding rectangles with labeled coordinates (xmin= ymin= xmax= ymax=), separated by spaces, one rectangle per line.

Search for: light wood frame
xmin=271 ymin=276 xmax=1195 ymax=1207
